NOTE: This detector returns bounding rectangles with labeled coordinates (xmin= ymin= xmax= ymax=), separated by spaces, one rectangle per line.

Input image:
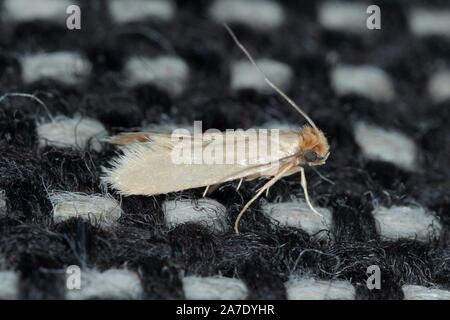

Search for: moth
xmin=102 ymin=25 xmax=330 ymax=234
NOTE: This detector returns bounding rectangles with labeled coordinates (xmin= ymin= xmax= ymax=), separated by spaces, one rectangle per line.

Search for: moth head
xmin=298 ymin=125 xmax=330 ymax=166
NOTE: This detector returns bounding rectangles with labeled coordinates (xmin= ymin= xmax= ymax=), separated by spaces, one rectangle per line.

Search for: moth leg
xmin=203 ymin=184 xmax=221 ymax=197
xmin=247 ymin=163 xmax=300 ymax=184
xmin=202 ymin=185 xmax=210 ymax=198
xmin=282 ymin=166 xmax=302 ymax=177
xmin=236 ymin=178 xmax=244 ymax=191
xmin=244 ymin=174 xmax=262 ymax=182
xmin=208 ymin=184 xmax=221 ymax=195
xmin=262 ymin=166 xmax=300 ymax=197
xmin=234 ymin=163 xmax=294 ymax=234
xmin=300 ymin=167 xmax=323 ymax=217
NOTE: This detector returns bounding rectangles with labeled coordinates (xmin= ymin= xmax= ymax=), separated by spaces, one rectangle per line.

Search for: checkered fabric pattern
xmin=0 ymin=0 xmax=449 ymax=300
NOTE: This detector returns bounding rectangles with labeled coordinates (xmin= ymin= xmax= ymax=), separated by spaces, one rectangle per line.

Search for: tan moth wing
xmin=106 ymin=131 xmax=190 ymax=145
xmin=102 ymin=131 xmax=301 ymax=196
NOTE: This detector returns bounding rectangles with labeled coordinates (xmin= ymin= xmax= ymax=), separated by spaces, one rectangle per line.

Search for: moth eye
xmin=304 ymin=150 xmax=318 ymax=162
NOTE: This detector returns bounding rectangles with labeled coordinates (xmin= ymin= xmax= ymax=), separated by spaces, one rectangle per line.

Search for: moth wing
xmin=106 ymin=131 xmax=191 ymax=145
xmin=102 ymin=131 xmax=300 ymax=196
xmin=106 ymin=132 xmax=151 ymax=145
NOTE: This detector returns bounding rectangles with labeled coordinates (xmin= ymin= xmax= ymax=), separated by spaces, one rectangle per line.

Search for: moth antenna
xmin=224 ymin=23 xmax=318 ymax=130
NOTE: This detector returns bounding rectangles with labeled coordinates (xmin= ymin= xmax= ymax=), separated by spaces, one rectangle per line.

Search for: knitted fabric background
xmin=0 ymin=0 xmax=449 ymax=300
